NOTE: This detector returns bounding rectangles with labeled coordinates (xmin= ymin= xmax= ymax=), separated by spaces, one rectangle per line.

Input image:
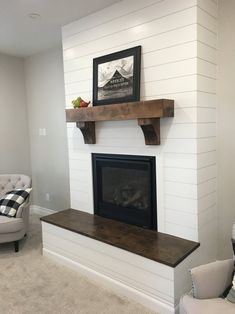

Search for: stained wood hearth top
xmin=41 ymin=209 xmax=199 ymax=267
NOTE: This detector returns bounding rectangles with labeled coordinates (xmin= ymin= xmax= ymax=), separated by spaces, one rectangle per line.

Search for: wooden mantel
xmin=65 ymin=99 xmax=174 ymax=145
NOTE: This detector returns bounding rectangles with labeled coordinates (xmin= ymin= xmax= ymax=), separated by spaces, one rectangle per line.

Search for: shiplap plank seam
xmin=63 ymin=6 xmax=197 ymax=51
xmin=62 ymin=0 xmax=164 ymax=38
xmin=197 ymin=5 xmax=217 ymax=20
xmin=63 ymin=22 xmax=198 ymax=59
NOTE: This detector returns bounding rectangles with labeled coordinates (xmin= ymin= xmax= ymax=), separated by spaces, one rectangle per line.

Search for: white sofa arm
xmin=190 ymin=259 xmax=234 ymax=299
xmin=15 ymin=200 xmax=30 ymax=233
xmin=16 ymin=199 xmax=29 ymax=218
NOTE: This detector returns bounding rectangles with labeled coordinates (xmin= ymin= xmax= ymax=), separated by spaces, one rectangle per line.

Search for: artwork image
xmin=93 ymin=46 xmax=141 ymax=106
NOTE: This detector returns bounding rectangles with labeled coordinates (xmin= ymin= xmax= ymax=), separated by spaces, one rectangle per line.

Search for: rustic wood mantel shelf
xmin=65 ymin=99 xmax=174 ymax=145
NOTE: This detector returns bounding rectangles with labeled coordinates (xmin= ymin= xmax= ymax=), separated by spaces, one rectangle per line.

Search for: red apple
xmin=80 ymin=100 xmax=90 ymax=107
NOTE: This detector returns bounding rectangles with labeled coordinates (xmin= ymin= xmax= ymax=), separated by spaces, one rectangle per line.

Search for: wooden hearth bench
xmin=41 ymin=209 xmax=200 ymax=313
xmin=41 ymin=209 xmax=199 ymax=268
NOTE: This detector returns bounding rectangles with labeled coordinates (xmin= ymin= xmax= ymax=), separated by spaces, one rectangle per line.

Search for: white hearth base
xmin=42 ymin=222 xmax=199 ymax=314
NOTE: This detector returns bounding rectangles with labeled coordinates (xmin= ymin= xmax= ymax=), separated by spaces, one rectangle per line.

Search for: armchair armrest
xmin=15 ymin=200 xmax=30 ymax=233
xmin=190 ymin=259 xmax=234 ymax=299
xmin=16 ymin=199 xmax=29 ymax=218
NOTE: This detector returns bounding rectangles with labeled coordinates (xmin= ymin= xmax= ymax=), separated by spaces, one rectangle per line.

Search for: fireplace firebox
xmin=92 ymin=153 xmax=157 ymax=230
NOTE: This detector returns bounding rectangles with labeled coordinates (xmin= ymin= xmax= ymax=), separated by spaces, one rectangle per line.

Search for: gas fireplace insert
xmin=92 ymin=153 xmax=157 ymax=230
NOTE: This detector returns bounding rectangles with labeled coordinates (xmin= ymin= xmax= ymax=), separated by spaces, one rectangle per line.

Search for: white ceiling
xmin=0 ymin=0 xmax=120 ymax=57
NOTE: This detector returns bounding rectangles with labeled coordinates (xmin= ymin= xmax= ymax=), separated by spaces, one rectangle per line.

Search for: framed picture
xmin=93 ymin=46 xmax=141 ymax=106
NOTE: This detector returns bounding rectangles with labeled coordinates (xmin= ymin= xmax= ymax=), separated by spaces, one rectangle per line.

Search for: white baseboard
xmin=30 ymin=205 xmax=56 ymax=216
xmin=43 ymin=248 xmax=175 ymax=314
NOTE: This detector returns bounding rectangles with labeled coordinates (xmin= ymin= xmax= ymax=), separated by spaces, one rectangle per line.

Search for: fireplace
xmin=92 ymin=153 xmax=157 ymax=230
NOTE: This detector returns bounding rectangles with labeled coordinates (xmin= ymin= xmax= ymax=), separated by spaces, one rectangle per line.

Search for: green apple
xmin=72 ymin=97 xmax=82 ymax=108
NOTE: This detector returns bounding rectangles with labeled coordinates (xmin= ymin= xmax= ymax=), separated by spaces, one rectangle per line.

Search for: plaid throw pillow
xmin=0 ymin=188 xmax=32 ymax=217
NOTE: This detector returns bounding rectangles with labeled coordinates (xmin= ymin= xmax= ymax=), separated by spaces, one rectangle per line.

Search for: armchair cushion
xmin=180 ymin=294 xmax=235 ymax=314
xmin=0 ymin=188 xmax=32 ymax=217
xmin=0 ymin=216 xmax=24 ymax=233
xmin=190 ymin=259 xmax=234 ymax=299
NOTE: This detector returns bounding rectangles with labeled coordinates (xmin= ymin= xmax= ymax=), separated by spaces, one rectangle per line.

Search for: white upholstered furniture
xmin=180 ymin=259 xmax=235 ymax=314
xmin=0 ymin=174 xmax=31 ymax=252
xmin=180 ymin=223 xmax=235 ymax=313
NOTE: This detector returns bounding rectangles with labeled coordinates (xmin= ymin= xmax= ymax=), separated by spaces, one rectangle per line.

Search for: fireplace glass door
xmin=92 ymin=153 xmax=157 ymax=230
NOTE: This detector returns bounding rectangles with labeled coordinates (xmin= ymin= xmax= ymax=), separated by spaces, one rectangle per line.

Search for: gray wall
xmin=24 ymin=48 xmax=70 ymax=211
xmin=0 ymin=54 xmax=31 ymax=175
xmin=218 ymin=0 xmax=235 ymax=258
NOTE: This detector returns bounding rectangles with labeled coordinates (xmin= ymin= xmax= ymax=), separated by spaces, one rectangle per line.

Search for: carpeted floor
xmin=0 ymin=213 xmax=155 ymax=314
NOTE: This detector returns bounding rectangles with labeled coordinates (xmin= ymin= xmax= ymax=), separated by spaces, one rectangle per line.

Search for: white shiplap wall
xmin=62 ymin=0 xmax=217 ymax=247
xmin=197 ymin=0 xmax=217 ymax=262
xmin=51 ymin=0 xmax=218 ymax=311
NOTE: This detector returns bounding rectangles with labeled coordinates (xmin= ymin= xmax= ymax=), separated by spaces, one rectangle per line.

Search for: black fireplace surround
xmin=92 ymin=153 xmax=157 ymax=230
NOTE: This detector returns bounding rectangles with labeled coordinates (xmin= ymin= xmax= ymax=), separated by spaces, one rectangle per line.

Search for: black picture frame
xmin=93 ymin=46 xmax=141 ymax=106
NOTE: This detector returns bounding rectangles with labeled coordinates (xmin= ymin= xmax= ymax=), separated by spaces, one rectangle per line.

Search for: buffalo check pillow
xmin=0 ymin=188 xmax=32 ymax=217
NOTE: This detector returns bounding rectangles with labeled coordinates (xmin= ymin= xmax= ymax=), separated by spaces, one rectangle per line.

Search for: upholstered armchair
xmin=180 ymin=223 xmax=235 ymax=314
xmin=179 ymin=259 xmax=235 ymax=313
xmin=0 ymin=174 xmax=31 ymax=252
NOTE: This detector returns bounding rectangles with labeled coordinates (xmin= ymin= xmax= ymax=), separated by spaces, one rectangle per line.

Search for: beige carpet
xmin=0 ymin=213 xmax=156 ymax=314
